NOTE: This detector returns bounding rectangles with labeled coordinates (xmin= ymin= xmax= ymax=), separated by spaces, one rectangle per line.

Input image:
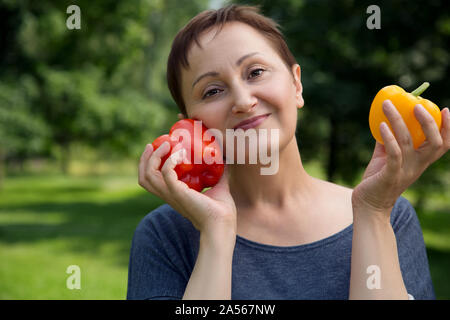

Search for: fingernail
xmin=383 ymin=100 xmax=393 ymax=111
xmin=415 ymin=104 xmax=425 ymax=113
xmin=172 ymin=149 xmax=185 ymax=164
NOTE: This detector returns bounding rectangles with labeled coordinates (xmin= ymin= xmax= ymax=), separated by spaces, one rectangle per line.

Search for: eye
xmin=201 ymin=68 xmax=266 ymax=100
xmin=202 ymin=88 xmax=222 ymax=99
xmin=249 ymin=68 xmax=265 ymax=78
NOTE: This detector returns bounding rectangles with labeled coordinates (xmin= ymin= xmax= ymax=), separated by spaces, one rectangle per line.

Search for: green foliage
xmin=0 ymin=78 xmax=49 ymax=158
xmin=35 ymin=65 xmax=170 ymax=156
xmin=0 ymin=0 xmax=209 ymax=169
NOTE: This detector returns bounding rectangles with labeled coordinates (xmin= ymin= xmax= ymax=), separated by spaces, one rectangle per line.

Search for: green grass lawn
xmin=0 ymin=174 xmax=165 ymax=299
xmin=0 ymin=168 xmax=449 ymax=299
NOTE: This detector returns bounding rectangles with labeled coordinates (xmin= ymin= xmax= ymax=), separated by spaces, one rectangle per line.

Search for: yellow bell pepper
xmin=369 ymin=82 xmax=442 ymax=149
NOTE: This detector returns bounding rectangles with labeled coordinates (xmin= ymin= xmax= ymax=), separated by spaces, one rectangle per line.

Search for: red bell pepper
xmin=151 ymin=119 xmax=224 ymax=192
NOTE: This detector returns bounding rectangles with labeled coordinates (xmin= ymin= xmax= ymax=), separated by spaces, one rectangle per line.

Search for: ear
xmin=291 ymin=64 xmax=304 ymax=109
xmin=177 ymin=113 xmax=186 ymax=120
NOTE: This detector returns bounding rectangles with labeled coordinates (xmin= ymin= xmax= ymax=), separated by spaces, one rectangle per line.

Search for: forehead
xmin=182 ymin=22 xmax=280 ymax=82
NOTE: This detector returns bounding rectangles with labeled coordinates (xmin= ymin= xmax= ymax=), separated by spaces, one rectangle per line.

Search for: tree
xmin=0 ymin=78 xmax=49 ymax=186
xmin=0 ymin=0 xmax=209 ymax=173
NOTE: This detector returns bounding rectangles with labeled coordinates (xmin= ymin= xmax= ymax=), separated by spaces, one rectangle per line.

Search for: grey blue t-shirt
xmin=126 ymin=196 xmax=435 ymax=299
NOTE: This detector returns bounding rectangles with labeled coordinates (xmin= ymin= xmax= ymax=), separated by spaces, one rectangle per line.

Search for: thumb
xmin=203 ymin=164 xmax=231 ymax=200
xmin=362 ymin=142 xmax=387 ymax=180
xmin=371 ymin=141 xmax=386 ymax=160
xmin=214 ymin=164 xmax=230 ymax=190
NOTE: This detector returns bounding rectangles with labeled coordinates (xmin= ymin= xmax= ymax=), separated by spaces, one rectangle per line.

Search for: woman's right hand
xmin=138 ymin=141 xmax=237 ymax=237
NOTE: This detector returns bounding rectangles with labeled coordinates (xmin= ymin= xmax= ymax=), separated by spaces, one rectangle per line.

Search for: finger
xmin=138 ymin=143 xmax=152 ymax=183
xmin=138 ymin=144 xmax=153 ymax=179
xmin=145 ymin=141 xmax=171 ymax=194
xmin=148 ymin=141 xmax=171 ymax=172
xmin=142 ymin=143 xmax=153 ymax=158
xmin=161 ymin=149 xmax=191 ymax=200
xmin=441 ymin=107 xmax=450 ymax=150
xmin=177 ymin=113 xmax=185 ymax=120
xmin=379 ymin=121 xmax=402 ymax=176
xmin=414 ymin=104 xmax=443 ymax=152
xmin=138 ymin=144 xmax=165 ymax=197
xmin=139 ymin=175 xmax=163 ymax=199
xmin=382 ymin=100 xmax=414 ymax=153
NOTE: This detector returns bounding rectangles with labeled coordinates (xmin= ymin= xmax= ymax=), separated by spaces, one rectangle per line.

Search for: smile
xmin=233 ymin=113 xmax=271 ymax=130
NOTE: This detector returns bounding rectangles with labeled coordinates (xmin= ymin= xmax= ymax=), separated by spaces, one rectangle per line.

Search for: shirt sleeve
xmin=126 ymin=206 xmax=191 ymax=300
xmin=391 ymin=196 xmax=436 ymax=300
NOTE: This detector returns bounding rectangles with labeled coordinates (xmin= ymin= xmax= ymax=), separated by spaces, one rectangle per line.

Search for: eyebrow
xmin=191 ymin=52 xmax=260 ymax=90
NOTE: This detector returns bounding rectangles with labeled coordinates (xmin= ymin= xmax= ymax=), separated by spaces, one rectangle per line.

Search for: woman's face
xmin=180 ymin=21 xmax=304 ymax=159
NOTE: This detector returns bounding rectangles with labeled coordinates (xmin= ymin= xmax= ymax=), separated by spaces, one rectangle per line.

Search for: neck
xmin=228 ymin=137 xmax=318 ymax=212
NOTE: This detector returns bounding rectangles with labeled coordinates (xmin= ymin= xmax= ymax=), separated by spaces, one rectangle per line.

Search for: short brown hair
xmin=166 ymin=4 xmax=297 ymax=117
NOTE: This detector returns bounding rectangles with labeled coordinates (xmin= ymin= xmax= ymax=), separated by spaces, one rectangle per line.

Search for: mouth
xmin=233 ymin=113 xmax=271 ymax=130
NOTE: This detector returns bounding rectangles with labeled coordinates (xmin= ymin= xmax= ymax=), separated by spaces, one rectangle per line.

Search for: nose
xmin=231 ymin=84 xmax=257 ymax=114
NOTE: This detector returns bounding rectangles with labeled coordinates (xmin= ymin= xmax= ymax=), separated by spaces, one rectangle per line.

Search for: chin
xmin=222 ymin=131 xmax=282 ymax=166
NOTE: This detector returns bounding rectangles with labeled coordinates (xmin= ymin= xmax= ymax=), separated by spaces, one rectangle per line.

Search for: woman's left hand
xmin=352 ymin=99 xmax=450 ymax=215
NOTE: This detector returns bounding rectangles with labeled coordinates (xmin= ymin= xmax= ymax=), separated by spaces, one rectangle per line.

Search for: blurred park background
xmin=0 ymin=0 xmax=449 ymax=299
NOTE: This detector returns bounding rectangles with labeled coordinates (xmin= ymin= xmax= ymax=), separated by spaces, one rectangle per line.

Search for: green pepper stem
xmin=411 ymin=82 xmax=430 ymax=96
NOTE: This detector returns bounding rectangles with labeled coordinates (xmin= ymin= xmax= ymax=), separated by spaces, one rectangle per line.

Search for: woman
xmin=127 ymin=4 xmax=449 ymax=300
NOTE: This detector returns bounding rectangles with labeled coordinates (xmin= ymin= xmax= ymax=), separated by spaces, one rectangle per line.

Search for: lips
xmin=233 ymin=113 xmax=271 ymax=130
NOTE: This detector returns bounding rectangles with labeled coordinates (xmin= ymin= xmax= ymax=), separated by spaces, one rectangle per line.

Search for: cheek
xmin=261 ymin=78 xmax=297 ymax=123
xmin=189 ymin=105 xmax=229 ymax=147
xmin=270 ymin=97 xmax=298 ymax=149
xmin=190 ymin=102 xmax=225 ymax=124
xmin=259 ymin=76 xmax=295 ymax=110
xmin=203 ymin=111 xmax=228 ymax=131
